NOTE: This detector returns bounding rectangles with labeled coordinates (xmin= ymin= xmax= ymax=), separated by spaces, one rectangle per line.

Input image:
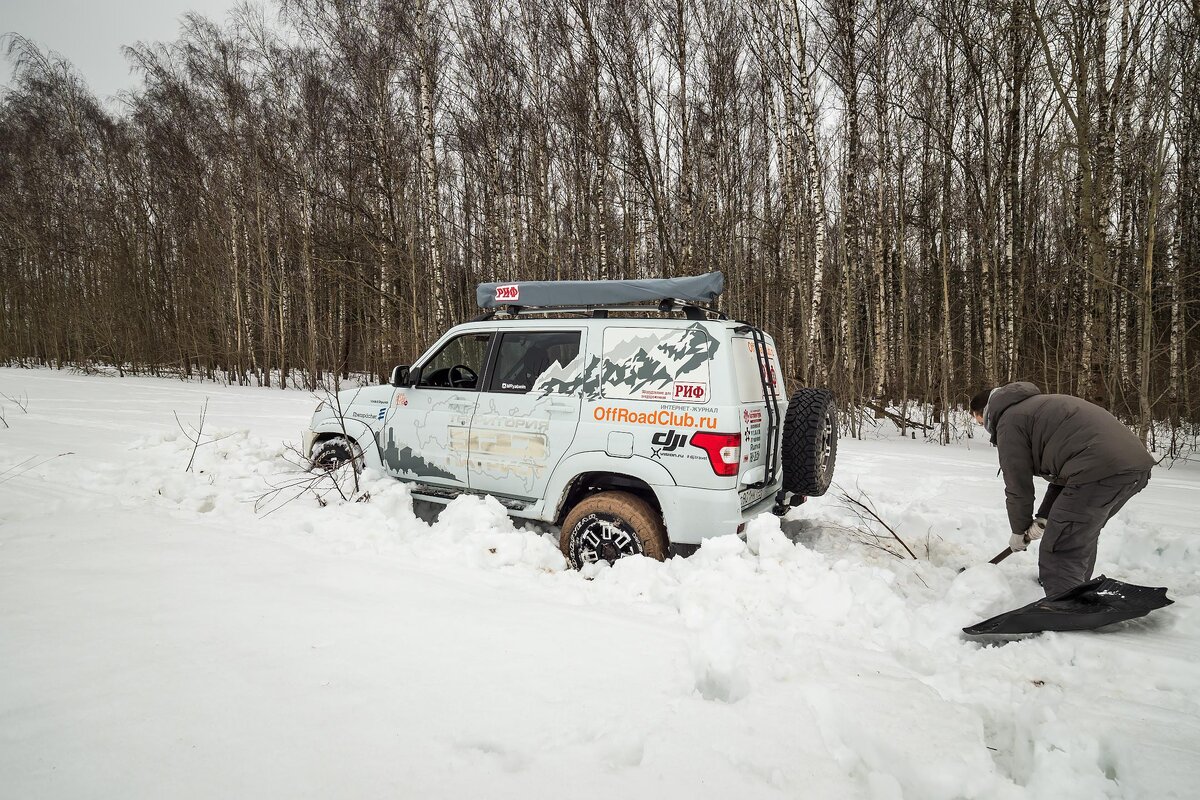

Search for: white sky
xmin=1 ymin=0 xmax=253 ymax=103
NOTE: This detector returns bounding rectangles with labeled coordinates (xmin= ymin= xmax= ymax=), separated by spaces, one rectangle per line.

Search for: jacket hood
xmin=985 ymin=381 xmax=1041 ymax=443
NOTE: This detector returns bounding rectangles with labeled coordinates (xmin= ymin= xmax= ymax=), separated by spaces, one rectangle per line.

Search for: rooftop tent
xmin=476 ymin=271 xmax=725 ymax=310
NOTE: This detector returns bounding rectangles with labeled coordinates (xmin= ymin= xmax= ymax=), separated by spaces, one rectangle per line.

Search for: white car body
xmin=304 ymin=316 xmax=787 ymax=549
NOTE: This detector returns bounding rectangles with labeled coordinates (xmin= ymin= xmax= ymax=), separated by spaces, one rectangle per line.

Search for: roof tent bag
xmin=476 ymin=271 xmax=724 ymax=310
xmin=962 ymin=575 xmax=1173 ymax=636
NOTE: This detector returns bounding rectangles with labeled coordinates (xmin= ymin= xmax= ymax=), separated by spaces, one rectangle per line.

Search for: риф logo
xmin=650 ymin=429 xmax=688 ymax=459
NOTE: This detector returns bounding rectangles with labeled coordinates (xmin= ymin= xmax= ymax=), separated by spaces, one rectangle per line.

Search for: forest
xmin=0 ymin=0 xmax=1197 ymax=443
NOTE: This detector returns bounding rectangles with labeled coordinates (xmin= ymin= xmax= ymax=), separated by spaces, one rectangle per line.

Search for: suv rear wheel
xmin=780 ymin=388 xmax=837 ymax=496
xmin=560 ymin=491 xmax=668 ymax=569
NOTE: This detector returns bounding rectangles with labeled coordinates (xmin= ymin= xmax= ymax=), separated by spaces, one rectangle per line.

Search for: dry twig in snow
xmin=836 ymin=485 xmax=918 ymax=560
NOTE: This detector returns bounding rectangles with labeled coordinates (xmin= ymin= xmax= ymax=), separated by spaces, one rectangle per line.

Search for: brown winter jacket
xmin=984 ymin=382 xmax=1156 ymax=534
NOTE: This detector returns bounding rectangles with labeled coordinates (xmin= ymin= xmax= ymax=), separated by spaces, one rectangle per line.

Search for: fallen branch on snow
xmin=835 ymin=484 xmax=918 ymax=560
xmin=865 ymin=401 xmax=933 ymax=432
xmin=253 ymin=441 xmax=369 ymax=516
xmin=0 ymin=452 xmax=74 ymax=485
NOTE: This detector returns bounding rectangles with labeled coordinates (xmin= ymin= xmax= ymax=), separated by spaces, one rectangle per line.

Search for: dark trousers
xmin=1037 ymin=471 xmax=1150 ymax=597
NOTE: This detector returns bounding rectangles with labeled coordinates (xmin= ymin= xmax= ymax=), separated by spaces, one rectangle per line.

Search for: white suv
xmin=303 ymin=273 xmax=836 ymax=567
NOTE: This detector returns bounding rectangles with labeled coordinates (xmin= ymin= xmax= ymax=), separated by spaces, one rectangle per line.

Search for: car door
xmin=380 ymin=330 xmax=493 ymax=491
xmin=467 ymin=329 xmax=586 ymax=502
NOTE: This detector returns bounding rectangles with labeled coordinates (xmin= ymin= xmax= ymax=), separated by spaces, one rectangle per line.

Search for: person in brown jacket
xmin=970 ymin=382 xmax=1156 ymax=596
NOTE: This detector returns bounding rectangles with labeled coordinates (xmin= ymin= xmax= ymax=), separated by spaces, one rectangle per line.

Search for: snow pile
xmin=2 ymin=368 xmax=1198 ymax=799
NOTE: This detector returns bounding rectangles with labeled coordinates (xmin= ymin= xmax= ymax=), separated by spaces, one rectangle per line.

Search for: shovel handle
xmin=988 ymin=533 xmax=1031 ymax=565
xmin=988 ymin=547 xmax=1015 ymax=565
xmin=959 ymin=536 xmax=1032 ymax=572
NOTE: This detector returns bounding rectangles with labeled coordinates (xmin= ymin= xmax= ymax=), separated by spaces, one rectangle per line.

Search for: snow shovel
xmin=962 ymin=575 xmax=1174 ymax=636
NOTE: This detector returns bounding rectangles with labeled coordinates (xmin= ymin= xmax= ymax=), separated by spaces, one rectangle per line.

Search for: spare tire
xmin=780 ymin=388 xmax=837 ymax=496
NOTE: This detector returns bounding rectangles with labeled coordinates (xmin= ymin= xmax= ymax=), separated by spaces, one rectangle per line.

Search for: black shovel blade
xmin=963 ymin=575 xmax=1174 ymax=636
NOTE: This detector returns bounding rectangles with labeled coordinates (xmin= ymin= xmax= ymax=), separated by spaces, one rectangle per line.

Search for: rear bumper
xmin=654 ymin=483 xmax=782 ymax=545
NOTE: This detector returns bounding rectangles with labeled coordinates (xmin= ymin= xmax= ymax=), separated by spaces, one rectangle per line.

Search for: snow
xmin=2 ymin=367 xmax=1199 ymax=799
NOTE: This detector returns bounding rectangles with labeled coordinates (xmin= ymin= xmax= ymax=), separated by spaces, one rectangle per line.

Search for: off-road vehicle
xmin=303 ymin=272 xmax=836 ymax=567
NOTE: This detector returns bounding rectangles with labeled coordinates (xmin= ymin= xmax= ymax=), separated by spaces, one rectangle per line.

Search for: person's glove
xmin=1026 ymin=518 xmax=1046 ymax=542
xmin=1009 ymin=532 xmax=1029 ymax=552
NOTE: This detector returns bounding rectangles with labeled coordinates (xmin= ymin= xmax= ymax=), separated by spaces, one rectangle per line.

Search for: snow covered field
xmin=2 ymin=367 xmax=1198 ymax=799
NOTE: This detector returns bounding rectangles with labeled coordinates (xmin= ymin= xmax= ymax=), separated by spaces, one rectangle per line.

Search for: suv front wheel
xmin=560 ymin=491 xmax=668 ymax=569
xmin=310 ymin=435 xmax=363 ymax=474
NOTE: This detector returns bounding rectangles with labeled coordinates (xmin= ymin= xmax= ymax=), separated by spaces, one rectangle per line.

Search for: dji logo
xmin=650 ymin=429 xmax=688 ymax=459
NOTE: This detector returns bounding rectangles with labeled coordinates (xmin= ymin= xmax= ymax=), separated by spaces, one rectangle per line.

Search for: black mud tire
xmin=560 ymin=491 xmax=668 ymax=569
xmin=780 ymin=388 xmax=837 ymax=496
xmin=310 ymin=435 xmax=363 ymax=475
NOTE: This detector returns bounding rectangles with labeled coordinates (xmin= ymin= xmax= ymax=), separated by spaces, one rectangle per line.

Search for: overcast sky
xmin=2 ymin=0 xmax=253 ymax=103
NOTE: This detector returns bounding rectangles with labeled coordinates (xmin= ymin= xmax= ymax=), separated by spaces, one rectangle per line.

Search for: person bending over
xmin=970 ymin=382 xmax=1155 ymax=596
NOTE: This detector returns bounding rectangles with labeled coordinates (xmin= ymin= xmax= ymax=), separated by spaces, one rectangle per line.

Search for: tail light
xmin=690 ymin=431 xmax=741 ymax=476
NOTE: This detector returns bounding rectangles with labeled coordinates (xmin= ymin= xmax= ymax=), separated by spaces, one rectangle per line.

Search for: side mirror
xmin=390 ymin=365 xmax=410 ymax=387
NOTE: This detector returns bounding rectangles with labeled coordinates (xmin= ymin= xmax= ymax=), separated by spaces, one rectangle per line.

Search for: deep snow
xmin=1 ymin=367 xmax=1198 ymax=799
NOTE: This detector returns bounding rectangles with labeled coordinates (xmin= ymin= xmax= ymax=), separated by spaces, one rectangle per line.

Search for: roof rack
xmin=471 ymin=301 xmax=728 ymax=322
xmin=476 ymin=272 xmax=724 ymax=312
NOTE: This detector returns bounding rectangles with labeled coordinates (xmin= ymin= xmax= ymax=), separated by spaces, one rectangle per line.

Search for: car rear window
xmin=732 ymin=336 xmax=781 ymax=403
xmin=487 ymin=331 xmax=582 ymax=394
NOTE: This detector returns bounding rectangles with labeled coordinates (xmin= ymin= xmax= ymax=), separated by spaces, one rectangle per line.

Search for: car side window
xmin=416 ymin=333 xmax=492 ymax=390
xmin=487 ymin=331 xmax=582 ymax=394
